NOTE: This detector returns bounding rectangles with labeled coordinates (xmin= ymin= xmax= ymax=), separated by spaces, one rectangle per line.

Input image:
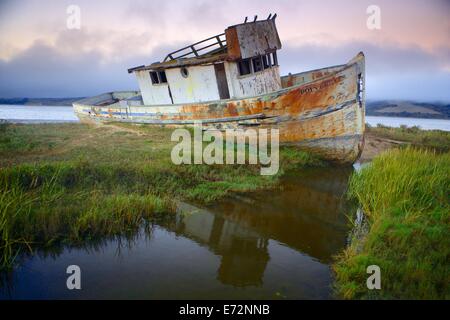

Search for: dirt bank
xmin=359 ymin=131 xmax=405 ymax=163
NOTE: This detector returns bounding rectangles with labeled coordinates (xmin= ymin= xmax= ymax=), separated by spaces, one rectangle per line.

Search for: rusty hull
xmin=73 ymin=52 xmax=365 ymax=164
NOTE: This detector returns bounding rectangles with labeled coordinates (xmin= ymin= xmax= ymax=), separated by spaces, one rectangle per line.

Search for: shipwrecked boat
xmin=73 ymin=15 xmax=365 ymax=164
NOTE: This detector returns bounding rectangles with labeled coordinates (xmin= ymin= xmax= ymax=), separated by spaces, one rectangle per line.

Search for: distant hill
xmin=366 ymin=100 xmax=450 ymax=119
xmin=0 ymin=97 xmax=84 ymax=106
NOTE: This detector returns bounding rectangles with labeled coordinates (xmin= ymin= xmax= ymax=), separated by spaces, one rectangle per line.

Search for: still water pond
xmin=0 ymin=168 xmax=354 ymax=300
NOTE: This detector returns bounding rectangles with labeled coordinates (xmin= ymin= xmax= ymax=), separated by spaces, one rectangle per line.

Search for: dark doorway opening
xmin=214 ymin=63 xmax=231 ymax=99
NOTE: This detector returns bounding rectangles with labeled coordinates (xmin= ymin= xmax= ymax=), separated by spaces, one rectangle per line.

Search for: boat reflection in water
xmin=0 ymin=168 xmax=355 ymax=299
xmin=164 ymin=167 xmax=353 ymax=289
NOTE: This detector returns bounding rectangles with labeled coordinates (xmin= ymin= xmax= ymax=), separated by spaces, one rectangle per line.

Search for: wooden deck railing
xmin=163 ymin=33 xmax=227 ymax=62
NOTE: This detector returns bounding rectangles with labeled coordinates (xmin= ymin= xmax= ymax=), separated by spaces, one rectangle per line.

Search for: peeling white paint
xmin=166 ymin=65 xmax=220 ymax=104
xmin=135 ymin=70 xmax=172 ymax=105
xmin=225 ymin=62 xmax=281 ymax=98
xmin=235 ymin=20 xmax=281 ymax=59
xmin=136 ymin=61 xmax=282 ymax=104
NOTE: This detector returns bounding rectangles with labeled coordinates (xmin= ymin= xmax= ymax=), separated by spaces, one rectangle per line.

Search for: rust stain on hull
xmin=74 ymin=53 xmax=366 ymax=164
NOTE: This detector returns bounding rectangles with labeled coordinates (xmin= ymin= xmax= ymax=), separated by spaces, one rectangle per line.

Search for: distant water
xmin=366 ymin=116 xmax=450 ymax=131
xmin=0 ymin=105 xmax=449 ymax=131
xmin=0 ymin=104 xmax=78 ymax=123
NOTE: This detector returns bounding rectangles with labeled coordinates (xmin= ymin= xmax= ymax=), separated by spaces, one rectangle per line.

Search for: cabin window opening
xmin=252 ymin=56 xmax=263 ymax=73
xmin=150 ymin=71 xmax=159 ymax=84
xmin=150 ymin=70 xmax=167 ymax=85
xmin=159 ymin=71 xmax=167 ymax=83
xmin=238 ymin=52 xmax=278 ymax=76
xmin=238 ymin=59 xmax=251 ymax=76
xmin=263 ymin=54 xmax=270 ymax=69
xmin=271 ymin=51 xmax=278 ymax=66
xmin=181 ymin=67 xmax=189 ymax=78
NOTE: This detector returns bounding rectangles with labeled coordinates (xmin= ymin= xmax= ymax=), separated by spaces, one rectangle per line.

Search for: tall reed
xmin=334 ymin=147 xmax=450 ymax=299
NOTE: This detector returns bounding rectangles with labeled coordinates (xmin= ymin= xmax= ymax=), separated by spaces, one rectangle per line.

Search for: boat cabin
xmin=128 ymin=15 xmax=282 ymax=106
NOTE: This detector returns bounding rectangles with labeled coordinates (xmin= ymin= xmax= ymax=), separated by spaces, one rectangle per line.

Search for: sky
xmin=0 ymin=0 xmax=449 ymax=101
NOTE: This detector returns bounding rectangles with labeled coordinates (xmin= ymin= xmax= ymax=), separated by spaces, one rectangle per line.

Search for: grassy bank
xmin=367 ymin=124 xmax=450 ymax=152
xmin=333 ymin=147 xmax=449 ymax=299
xmin=0 ymin=122 xmax=324 ymax=270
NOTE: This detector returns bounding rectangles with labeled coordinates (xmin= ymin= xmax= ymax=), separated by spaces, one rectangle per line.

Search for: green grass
xmin=367 ymin=124 xmax=450 ymax=152
xmin=333 ymin=147 xmax=450 ymax=299
xmin=0 ymin=122 xmax=324 ymax=271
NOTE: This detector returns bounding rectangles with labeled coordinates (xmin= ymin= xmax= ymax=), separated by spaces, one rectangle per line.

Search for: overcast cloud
xmin=0 ymin=0 xmax=449 ymax=101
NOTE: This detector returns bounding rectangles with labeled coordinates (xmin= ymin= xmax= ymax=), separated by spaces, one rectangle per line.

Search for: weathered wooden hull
xmin=73 ymin=53 xmax=365 ymax=164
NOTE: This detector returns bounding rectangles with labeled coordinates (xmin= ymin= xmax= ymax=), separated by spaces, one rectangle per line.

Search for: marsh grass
xmin=367 ymin=124 xmax=450 ymax=152
xmin=0 ymin=123 xmax=324 ymax=271
xmin=0 ymin=162 xmax=173 ymax=269
xmin=333 ymin=147 xmax=450 ymax=299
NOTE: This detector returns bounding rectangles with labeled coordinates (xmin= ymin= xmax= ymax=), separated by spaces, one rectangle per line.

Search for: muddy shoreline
xmin=359 ymin=131 xmax=405 ymax=163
